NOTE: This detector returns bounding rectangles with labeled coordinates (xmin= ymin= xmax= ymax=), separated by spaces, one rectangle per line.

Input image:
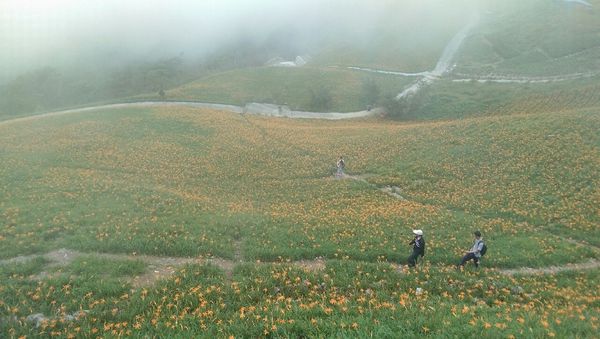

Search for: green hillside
xmin=456 ymin=0 xmax=600 ymax=76
xmin=161 ymin=66 xmax=412 ymax=112
xmin=309 ymin=10 xmax=466 ymax=72
xmin=397 ymin=74 xmax=600 ymax=120
xmin=1 ymin=104 xmax=598 ymax=337
xmin=1 ymin=1 xmax=600 ymax=337
xmin=157 ymin=0 xmax=600 ymax=117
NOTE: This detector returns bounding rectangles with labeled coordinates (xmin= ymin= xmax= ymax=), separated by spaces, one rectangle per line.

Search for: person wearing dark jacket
xmin=408 ymin=229 xmax=425 ymax=267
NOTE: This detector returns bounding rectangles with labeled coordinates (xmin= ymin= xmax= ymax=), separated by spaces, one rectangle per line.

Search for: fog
xmin=1 ymin=0 xmax=479 ymax=83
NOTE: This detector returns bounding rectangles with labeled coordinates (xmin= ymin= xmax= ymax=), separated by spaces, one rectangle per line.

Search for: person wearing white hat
xmin=408 ymin=229 xmax=425 ymax=267
xmin=336 ymin=156 xmax=345 ymax=177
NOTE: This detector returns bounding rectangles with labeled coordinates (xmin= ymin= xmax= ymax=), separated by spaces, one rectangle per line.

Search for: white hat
xmin=413 ymin=229 xmax=423 ymax=236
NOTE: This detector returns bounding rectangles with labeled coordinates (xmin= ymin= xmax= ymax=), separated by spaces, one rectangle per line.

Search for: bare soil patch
xmin=499 ymin=259 xmax=600 ymax=276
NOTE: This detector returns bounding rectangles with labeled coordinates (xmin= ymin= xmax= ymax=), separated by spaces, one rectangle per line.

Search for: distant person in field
xmin=407 ymin=229 xmax=425 ymax=267
xmin=458 ymin=230 xmax=485 ymax=268
xmin=336 ymin=156 xmax=345 ymax=177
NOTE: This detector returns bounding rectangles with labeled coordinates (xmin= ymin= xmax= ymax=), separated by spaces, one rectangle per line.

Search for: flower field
xmin=1 ymin=106 xmax=598 ymax=337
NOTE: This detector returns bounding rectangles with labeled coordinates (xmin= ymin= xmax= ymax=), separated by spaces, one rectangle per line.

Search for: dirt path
xmin=2 ymin=247 xmax=597 ymax=289
xmin=393 ymin=14 xmax=479 ymax=100
xmin=452 ymin=71 xmax=600 ymax=84
xmin=340 ymin=173 xmax=407 ymax=201
xmin=0 ymin=101 xmax=379 ymax=128
xmin=499 ymin=259 xmax=600 ymax=276
xmin=346 ymin=66 xmax=428 ymax=77
xmin=0 ymin=249 xmax=329 ymax=288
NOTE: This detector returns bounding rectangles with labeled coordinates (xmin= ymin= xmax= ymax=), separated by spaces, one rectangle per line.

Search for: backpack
xmin=480 ymin=242 xmax=487 ymax=256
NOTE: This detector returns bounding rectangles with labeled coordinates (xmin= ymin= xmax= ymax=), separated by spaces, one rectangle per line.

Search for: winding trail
xmin=347 ymin=13 xmax=600 ymax=97
xmin=344 ymin=14 xmax=480 ymax=100
xmin=499 ymin=259 xmax=600 ymax=276
xmin=0 ymin=101 xmax=380 ymax=127
xmin=339 ymin=173 xmax=407 ymax=200
xmin=395 ymin=13 xmax=480 ymax=100
xmin=0 ymin=249 xmax=331 ymax=288
xmin=346 ymin=67 xmax=428 ymax=77
xmin=1 ymin=247 xmax=597 ymax=290
xmin=452 ymin=71 xmax=600 ymax=84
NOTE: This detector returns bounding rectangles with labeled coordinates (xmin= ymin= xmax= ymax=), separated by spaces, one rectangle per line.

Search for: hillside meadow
xmin=399 ymin=75 xmax=600 ymax=120
xmin=161 ymin=66 xmax=413 ymax=112
xmin=0 ymin=106 xmax=598 ymax=337
xmin=456 ymin=0 xmax=600 ymax=76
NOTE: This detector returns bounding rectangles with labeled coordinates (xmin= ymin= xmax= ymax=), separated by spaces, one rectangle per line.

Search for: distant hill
xmin=456 ymin=0 xmax=600 ymax=76
xmin=1 ymin=0 xmax=598 ymax=119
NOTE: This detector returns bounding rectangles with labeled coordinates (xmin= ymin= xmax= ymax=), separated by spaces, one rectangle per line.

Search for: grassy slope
xmin=394 ymin=0 xmax=600 ymax=121
xmin=158 ymin=0 xmax=600 ymax=117
xmin=161 ymin=66 xmax=413 ymax=112
xmin=145 ymin=5 xmax=469 ymax=112
xmin=456 ymin=0 xmax=600 ymax=76
xmin=1 ymin=107 xmax=598 ymax=261
xmin=404 ymin=74 xmax=600 ymax=120
xmin=1 ymin=106 xmax=599 ymax=337
xmin=310 ymin=14 xmax=465 ymax=72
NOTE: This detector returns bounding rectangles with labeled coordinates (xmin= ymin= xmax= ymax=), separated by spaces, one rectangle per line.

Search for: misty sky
xmin=1 ymin=0 xmax=476 ymax=82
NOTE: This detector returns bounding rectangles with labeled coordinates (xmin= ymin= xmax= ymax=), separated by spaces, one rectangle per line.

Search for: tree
xmin=382 ymin=86 xmax=429 ymax=120
xmin=309 ymin=86 xmax=333 ymax=111
xmin=362 ymin=78 xmax=380 ymax=107
xmin=0 ymin=67 xmax=62 ymax=115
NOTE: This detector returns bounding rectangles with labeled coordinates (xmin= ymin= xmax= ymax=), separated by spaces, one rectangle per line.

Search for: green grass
xmin=401 ymin=75 xmax=600 ymax=120
xmin=1 ymin=262 xmax=598 ymax=337
xmin=0 ymin=257 xmax=48 ymax=279
xmin=0 ymin=105 xmax=598 ymax=337
xmin=67 ymin=256 xmax=147 ymax=278
xmin=309 ymin=16 xmax=464 ymax=72
xmin=161 ymin=66 xmax=413 ymax=112
xmin=456 ymin=0 xmax=600 ymax=76
xmin=1 ymin=106 xmax=598 ymax=262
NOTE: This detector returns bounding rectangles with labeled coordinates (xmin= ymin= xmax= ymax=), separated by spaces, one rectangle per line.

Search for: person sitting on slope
xmin=458 ymin=230 xmax=485 ymax=268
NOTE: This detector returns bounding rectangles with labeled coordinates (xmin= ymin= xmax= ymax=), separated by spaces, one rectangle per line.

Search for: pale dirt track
xmin=0 ymin=101 xmax=380 ymax=128
xmin=0 ymin=248 xmax=331 ymax=288
xmin=1 ymin=248 xmax=598 ymax=289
